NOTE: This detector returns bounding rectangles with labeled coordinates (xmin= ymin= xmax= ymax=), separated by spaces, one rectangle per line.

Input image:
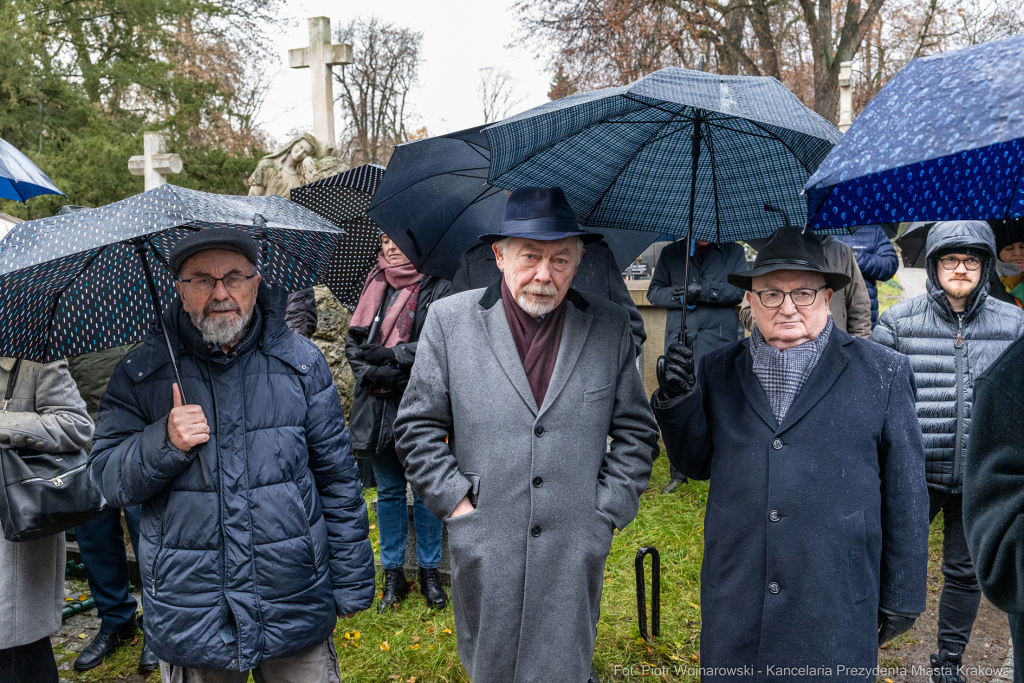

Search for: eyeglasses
xmin=751 ymin=286 xmax=827 ymax=308
xmin=938 ymin=256 xmax=983 ymax=271
xmin=177 ymin=274 xmax=258 ymax=294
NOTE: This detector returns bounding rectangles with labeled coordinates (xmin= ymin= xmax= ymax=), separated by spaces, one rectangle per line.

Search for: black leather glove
xmin=364 ymin=365 xmax=405 ymax=390
xmin=658 ymin=340 xmax=696 ymax=399
xmin=878 ymin=611 xmax=917 ymax=646
xmin=358 ymin=343 xmax=396 ymax=366
xmin=685 ymin=282 xmax=702 ymax=303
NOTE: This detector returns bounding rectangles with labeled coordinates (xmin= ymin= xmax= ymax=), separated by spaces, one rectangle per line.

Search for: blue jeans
xmin=75 ymin=506 xmax=141 ymax=634
xmin=371 ymin=447 xmax=442 ymax=569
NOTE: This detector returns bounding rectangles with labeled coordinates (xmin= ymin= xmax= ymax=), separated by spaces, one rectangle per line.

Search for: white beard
xmin=517 ymin=283 xmax=559 ymax=317
xmin=190 ymin=300 xmax=254 ymax=346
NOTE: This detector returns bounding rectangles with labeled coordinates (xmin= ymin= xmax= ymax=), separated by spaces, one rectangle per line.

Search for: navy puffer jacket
xmin=89 ymin=286 xmax=374 ymax=670
xmin=873 ymin=221 xmax=1024 ymax=492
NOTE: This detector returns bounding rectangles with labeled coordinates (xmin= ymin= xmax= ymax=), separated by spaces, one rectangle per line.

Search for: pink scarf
xmin=351 ymin=253 xmax=423 ymax=348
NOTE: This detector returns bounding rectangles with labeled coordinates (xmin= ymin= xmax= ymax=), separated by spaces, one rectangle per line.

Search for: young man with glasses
xmin=651 ymin=225 xmax=930 ymax=681
xmin=89 ymin=228 xmax=375 ymax=682
xmin=873 ymin=221 xmax=1024 ymax=683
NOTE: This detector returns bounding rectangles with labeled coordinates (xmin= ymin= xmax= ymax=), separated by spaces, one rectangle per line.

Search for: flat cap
xmin=169 ymin=228 xmax=260 ymax=275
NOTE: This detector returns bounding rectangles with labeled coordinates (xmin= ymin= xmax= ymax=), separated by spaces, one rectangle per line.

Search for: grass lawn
xmin=64 ymin=454 xmax=944 ymax=682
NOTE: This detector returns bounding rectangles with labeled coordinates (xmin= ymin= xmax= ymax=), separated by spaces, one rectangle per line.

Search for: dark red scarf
xmin=500 ymin=278 xmax=567 ymax=408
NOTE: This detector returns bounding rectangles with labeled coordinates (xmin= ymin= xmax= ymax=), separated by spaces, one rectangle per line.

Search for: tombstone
xmin=128 ymin=132 xmax=182 ymax=191
xmin=838 ymin=61 xmax=854 ymax=133
xmin=288 ymin=16 xmax=352 ymax=147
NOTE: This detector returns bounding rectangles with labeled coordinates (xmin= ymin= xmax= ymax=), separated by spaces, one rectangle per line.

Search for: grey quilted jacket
xmin=873 ymin=221 xmax=1024 ymax=492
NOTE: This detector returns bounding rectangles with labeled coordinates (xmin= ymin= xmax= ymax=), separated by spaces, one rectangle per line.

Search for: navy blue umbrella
xmin=367 ymin=125 xmax=670 ymax=281
xmin=0 ymin=184 xmax=342 ymax=363
xmin=290 ymin=164 xmax=386 ymax=309
xmin=0 ymin=137 xmax=64 ymax=203
xmin=804 ymin=34 xmax=1024 ymax=231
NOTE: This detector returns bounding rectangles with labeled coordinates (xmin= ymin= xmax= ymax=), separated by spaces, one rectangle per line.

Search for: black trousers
xmin=929 ymin=488 xmax=982 ymax=651
xmin=0 ymin=637 xmax=59 ymax=683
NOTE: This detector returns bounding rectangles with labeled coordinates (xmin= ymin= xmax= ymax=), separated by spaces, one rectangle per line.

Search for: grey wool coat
xmin=0 ymin=357 xmax=94 ymax=648
xmin=394 ymin=283 xmax=659 ymax=683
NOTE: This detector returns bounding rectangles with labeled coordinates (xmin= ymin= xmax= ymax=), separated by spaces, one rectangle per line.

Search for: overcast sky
xmin=258 ymin=0 xmax=553 ymax=147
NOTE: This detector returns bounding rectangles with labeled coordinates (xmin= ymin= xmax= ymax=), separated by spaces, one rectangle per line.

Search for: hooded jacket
xmin=873 ymin=221 xmax=1024 ymax=492
xmin=89 ymin=285 xmax=374 ymax=670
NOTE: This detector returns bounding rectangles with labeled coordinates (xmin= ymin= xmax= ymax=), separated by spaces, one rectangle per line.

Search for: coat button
xmin=769 ymin=510 xmax=780 ymax=522
xmin=772 ymin=438 xmax=783 ymax=450
xmin=532 ymin=477 xmax=543 ymax=488
xmin=768 ymin=582 xmax=780 ymax=594
xmin=534 ymin=425 xmax=544 ymax=437
xmin=531 ymin=526 xmax=542 ymax=537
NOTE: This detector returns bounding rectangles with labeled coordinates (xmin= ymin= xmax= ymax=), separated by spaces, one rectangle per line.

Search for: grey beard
xmin=189 ymin=304 xmax=254 ymax=347
xmin=517 ymin=294 xmax=558 ymax=317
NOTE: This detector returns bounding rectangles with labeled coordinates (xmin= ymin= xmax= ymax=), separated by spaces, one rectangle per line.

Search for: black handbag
xmin=0 ymin=358 xmax=105 ymax=541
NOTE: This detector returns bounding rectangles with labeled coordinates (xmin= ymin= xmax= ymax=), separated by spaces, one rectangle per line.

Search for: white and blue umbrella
xmin=0 ymin=137 xmax=64 ymax=202
xmin=804 ymin=34 xmax=1024 ymax=231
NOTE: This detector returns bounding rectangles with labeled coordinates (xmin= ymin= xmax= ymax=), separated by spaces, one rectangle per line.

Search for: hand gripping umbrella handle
xmin=134 ymin=241 xmax=213 ymax=488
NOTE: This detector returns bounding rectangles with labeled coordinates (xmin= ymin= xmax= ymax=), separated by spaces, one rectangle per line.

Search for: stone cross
xmin=128 ymin=132 xmax=183 ymax=191
xmin=288 ymin=16 xmax=352 ymax=147
xmin=838 ymin=61 xmax=854 ymax=133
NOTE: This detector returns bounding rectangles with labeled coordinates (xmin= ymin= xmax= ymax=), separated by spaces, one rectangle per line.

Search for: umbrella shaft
xmin=680 ymin=111 xmax=703 ymax=340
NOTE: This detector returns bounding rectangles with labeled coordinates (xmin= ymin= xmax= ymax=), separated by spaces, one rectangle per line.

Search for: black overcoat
xmin=653 ymin=329 xmax=929 ymax=682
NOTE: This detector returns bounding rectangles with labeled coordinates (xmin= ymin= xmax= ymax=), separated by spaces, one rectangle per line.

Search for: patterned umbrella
xmin=0 ymin=136 xmax=64 ymax=202
xmin=804 ymin=34 xmax=1024 ymax=230
xmin=290 ymin=164 xmax=385 ymax=309
xmin=0 ymin=184 xmax=343 ymax=363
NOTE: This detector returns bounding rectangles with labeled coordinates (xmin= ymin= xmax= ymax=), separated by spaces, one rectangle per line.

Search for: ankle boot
xmin=930 ymin=646 xmax=966 ymax=683
xmin=378 ymin=568 xmax=410 ymax=613
xmin=419 ymin=567 xmax=448 ymax=609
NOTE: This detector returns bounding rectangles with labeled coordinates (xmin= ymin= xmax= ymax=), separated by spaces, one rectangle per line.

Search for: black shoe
xmin=419 ymin=567 xmax=448 ymax=609
xmin=377 ymin=567 xmax=410 ymax=613
xmin=74 ymin=629 xmax=135 ymax=671
xmin=930 ymin=648 xmax=966 ymax=683
xmin=138 ymin=638 xmax=160 ymax=675
xmin=661 ymin=478 xmax=685 ymax=494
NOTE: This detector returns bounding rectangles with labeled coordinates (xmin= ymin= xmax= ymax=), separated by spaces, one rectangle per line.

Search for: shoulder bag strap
xmin=3 ymin=359 xmax=22 ymax=413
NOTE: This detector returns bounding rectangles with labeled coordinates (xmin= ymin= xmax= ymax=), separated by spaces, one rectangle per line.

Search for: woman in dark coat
xmin=345 ymin=233 xmax=450 ymax=612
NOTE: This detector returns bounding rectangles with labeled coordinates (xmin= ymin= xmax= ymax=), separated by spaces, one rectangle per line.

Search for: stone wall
xmin=310 ymin=285 xmax=355 ymax=418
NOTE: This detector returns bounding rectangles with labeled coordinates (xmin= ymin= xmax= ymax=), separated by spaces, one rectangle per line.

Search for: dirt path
xmin=879 ymin=576 xmax=1013 ymax=683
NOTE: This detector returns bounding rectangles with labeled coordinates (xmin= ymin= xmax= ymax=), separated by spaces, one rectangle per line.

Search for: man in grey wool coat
xmin=395 ymin=187 xmax=660 ymax=683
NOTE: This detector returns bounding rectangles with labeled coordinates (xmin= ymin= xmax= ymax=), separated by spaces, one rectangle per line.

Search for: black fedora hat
xmin=728 ymin=225 xmax=851 ymax=291
xmin=478 ymin=186 xmax=603 ymax=245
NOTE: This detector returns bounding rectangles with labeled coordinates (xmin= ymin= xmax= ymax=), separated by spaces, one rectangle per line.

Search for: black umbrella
xmin=290 ymin=164 xmax=386 ymax=309
xmin=366 ymin=125 xmax=669 ymax=281
xmin=895 ymin=222 xmax=933 ymax=268
xmin=0 ymin=185 xmax=344 ymax=486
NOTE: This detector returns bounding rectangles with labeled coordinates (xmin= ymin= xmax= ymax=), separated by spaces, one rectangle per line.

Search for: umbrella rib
xmin=584 ymin=112 xmax=687 ymax=225
xmin=744 ymin=120 xmax=816 ymax=175
xmin=620 ymin=94 xmax=694 ymax=121
xmin=370 ymin=166 xmax=490 ymax=208
xmin=703 ymin=121 xmax=780 ymax=140
xmin=703 ymin=118 xmax=723 ymax=243
xmin=42 ymin=244 xmax=112 ymax=360
xmin=413 ymin=185 xmax=498 ymax=268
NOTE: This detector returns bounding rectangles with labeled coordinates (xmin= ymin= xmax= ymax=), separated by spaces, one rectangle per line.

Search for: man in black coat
xmin=963 ymin=335 xmax=1024 ymax=683
xmin=647 ymin=239 xmax=747 ymax=493
xmin=652 ymin=226 xmax=929 ymax=682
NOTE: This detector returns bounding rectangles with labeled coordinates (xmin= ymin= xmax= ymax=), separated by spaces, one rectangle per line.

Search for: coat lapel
xmin=479 ymin=294 xmax=538 ymax=415
xmin=735 ymin=346 xmax=778 ymax=430
xmin=775 ymin=331 xmax=851 ymax=435
xmin=538 ymin=300 xmax=592 ymax=418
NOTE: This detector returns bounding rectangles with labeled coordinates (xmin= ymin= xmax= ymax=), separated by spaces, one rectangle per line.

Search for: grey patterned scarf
xmin=749 ymin=317 xmax=834 ymax=424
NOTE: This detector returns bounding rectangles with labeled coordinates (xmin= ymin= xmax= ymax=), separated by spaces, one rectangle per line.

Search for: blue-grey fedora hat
xmin=479 ymin=186 xmax=603 ymax=244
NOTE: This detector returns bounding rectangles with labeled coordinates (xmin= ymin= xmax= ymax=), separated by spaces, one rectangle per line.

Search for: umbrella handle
xmin=133 ymin=241 xmax=213 ymax=488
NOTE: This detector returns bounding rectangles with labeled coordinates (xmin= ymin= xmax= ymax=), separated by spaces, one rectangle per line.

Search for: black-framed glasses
xmin=751 ymin=286 xmax=827 ymax=308
xmin=938 ymin=255 xmax=983 ymax=271
xmin=177 ymin=274 xmax=258 ymax=294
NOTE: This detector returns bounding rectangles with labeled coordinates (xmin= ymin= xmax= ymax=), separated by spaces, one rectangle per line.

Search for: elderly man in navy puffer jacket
xmin=89 ymin=228 xmax=374 ymax=682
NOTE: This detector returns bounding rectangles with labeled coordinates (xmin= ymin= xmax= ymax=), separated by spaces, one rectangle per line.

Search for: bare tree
xmin=476 ymin=67 xmax=525 ymax=123
xmin=334 ymin=17 xmax=422 ymax=166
